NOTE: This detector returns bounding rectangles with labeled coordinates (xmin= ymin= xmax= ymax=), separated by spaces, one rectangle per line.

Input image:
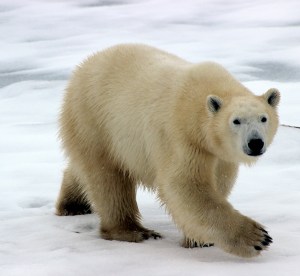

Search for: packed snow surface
xmin=0 ymin=0 xmax=300 ymax=275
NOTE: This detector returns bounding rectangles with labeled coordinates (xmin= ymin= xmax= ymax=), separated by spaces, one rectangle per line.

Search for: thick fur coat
xmin=56 ymin=44 xmax=280 ymax=258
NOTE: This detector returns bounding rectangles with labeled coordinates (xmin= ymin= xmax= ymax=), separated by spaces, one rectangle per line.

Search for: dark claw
xmin=260 ymin=227 xmax=268 ymax=234
xmin=265 ymin=234 xmax=272 ymax=240
xmin=254 ymin=246 xmax=262 ymax=251
xmin=261 ymin=241 xmax=270 ymax=246
xmin=200 ymin=243 xmax=214 ymax=248
xmin=264 ymin=235 xmax=273 ymax=242
xmin=151 ymin=232 xmax=162 ymax=240
xmin=265 ymin=238 xmax=273 ymax=244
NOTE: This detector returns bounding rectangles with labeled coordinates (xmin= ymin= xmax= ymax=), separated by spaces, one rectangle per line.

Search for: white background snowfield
xmin=0 ymin=0 xmax=300 ymax=275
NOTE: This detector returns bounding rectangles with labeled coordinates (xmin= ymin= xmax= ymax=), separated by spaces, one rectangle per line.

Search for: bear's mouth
xmin=246 ymin=150 xmax=265 ymax=157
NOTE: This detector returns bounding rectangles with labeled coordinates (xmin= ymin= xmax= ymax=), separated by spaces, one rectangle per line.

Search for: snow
xmin=0 ymin=0 xmax=300 ymax=275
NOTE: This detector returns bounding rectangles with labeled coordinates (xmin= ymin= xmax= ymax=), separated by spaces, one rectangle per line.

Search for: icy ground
xmin=1 ymin=0 xmax=300 ymax=275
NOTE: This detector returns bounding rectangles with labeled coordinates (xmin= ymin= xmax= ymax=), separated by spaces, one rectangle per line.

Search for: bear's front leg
xmin=157 ymin=169 xmax=272 ymax=258
xmin=182 ymin=236 xmax=214 ymax=248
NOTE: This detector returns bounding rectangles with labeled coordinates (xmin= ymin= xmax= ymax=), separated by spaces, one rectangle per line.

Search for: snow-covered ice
xmin=0 ymin=0 xmax=300 ymax=275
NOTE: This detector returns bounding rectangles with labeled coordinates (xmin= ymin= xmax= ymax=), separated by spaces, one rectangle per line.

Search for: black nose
xmin=248 ymin=139 xmax=264 ymax=155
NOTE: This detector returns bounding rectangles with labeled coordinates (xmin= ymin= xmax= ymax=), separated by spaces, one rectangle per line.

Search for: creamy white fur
xmin=56 ymin=44 xmax=280 ymax=258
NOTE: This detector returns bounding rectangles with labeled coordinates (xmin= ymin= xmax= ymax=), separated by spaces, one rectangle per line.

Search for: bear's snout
xmin=246 ymin=138 xmax=265 ymax=156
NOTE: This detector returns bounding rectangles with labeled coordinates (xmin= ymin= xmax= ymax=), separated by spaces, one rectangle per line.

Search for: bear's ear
xmin=207 ymin=95 xmax=222 ymax=114
xmin=263 ymin=88 xmax=280 ymax=108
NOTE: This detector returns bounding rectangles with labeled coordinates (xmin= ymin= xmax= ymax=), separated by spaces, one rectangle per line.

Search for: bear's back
xmin=62 ymin=45 xmax=192 ymax=184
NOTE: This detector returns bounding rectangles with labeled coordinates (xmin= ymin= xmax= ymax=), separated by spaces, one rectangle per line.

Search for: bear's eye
xmin=261 ymin=116 xmax=267 ymax=123
xmin=233 ymin=119 xmax=241 ymax=125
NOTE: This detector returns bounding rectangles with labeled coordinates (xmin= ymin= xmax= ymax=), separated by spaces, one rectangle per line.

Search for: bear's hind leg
xmin=86 ymin=164 xmax=161 ymax=243
xmin=56 ymin=167 xmax=92 ymax=216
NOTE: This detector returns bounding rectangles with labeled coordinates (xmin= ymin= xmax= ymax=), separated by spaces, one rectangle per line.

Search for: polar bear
xmin=56 ymin=44 xmax=280 ymax=258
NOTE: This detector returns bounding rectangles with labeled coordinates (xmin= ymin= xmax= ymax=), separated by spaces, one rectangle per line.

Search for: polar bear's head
xmin=206 ymin=88 xmax=280 ymax=164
